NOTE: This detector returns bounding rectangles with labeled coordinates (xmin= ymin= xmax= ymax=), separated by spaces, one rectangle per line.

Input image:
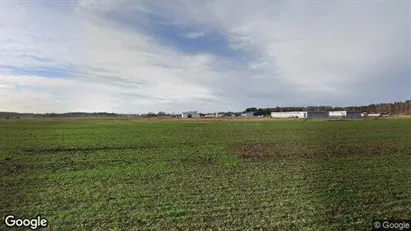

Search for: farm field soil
xmin=1 ymin=119 xmax=411 ymax=230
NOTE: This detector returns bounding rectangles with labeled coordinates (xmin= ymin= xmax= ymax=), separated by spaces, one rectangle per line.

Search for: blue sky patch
xmin=6 ymin=65 xmax=76 ymax=79
xmin=103 ymin=9 xmax=250 ymax=63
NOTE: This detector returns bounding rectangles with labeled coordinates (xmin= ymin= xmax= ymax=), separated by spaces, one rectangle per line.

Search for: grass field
xmin=1 ymin=119 xmax=411 ymax=230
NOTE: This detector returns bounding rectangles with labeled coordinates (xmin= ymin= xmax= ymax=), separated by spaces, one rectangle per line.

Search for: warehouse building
xmin=346 ymin=111 xmax=362 ymax=119
xmin=329 ymin=111 xmax=363 ymax=119
xmin=204 ymin=113 xmax=217 ymax=118
xmin=270 ymin=110 xmax=364 ymax=119
xmin=329 ymin=111 xmax=347 ymax=117
xmin=271 ymin=111 xmax=328 ymax=119
xmin=271 ymin=111 xmax=307 ymax=118
xmin=367 ymin=113 xmax=381 ymax=117
xmin=204 ymin=113 xmax=225 ymax=118
xmin=306 ymin=111 xmax=329 ymax=119
xmin=181 ymin=111 xmax=200 ymax=119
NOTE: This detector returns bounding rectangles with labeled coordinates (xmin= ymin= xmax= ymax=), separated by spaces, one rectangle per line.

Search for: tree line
xmin=0 ymin=112 xmax=121 ymax=119
xmin=243 ymin=100 xmax=411 ymax=116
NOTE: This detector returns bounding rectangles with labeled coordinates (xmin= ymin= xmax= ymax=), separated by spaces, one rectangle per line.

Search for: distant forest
xmin=0 ymin=112 xmax=123 ymax=119
xmin=0 ymin=100 xmax=410 ymax=119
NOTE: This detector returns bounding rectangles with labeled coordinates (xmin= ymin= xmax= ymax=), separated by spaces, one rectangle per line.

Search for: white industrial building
xmin=329 ymin=111 xmax=362 ymax=119
xmin=368 ymin=113 xmax=381 ymax=117
xmin=203 ymin=112 xmax=225 ymax=118
xmin=204 ymin=113 xmax=216 ymax=118
xmin=271 ymin=111 xmax=307 ymax=118
xmin=269 ymin=110 xmax=364 ymax=119
xmin=329 ymin=111 xmax=347 ymax=117
xmin=271 ymin=111 xmax=356 ymax=119
xmin=181 ymin=111 xmax=200 ymax=119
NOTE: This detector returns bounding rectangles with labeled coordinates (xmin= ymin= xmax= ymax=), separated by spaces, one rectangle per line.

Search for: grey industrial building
xmin=345 ymin=111 xmax=363 ymax=119
xmin=306 ymin=111 xmax=329 ymax=119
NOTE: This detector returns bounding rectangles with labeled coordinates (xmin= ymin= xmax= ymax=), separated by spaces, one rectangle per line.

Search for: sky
xmin=0 ymin=0 xmax=410 ymax=114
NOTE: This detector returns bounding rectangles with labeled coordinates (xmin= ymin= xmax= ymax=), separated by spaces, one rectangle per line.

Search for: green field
xmin=1 ymin=119 xmax=411 ymax=230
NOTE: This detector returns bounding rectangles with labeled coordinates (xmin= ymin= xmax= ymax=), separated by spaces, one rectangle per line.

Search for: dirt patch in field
xmin=231 ymin=141 xmax=411 ymax=160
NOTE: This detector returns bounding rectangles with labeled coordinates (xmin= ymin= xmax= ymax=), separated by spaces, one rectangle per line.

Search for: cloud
xmin=1 ymin=1 xmax=230 ymax=113
xmin=146 ymin=1 xmax=411 ymax=103
xmin=183 ymin=31 xmax=205 ymax=39
xmin=1 ymin=1 xmax=410 ymax=113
